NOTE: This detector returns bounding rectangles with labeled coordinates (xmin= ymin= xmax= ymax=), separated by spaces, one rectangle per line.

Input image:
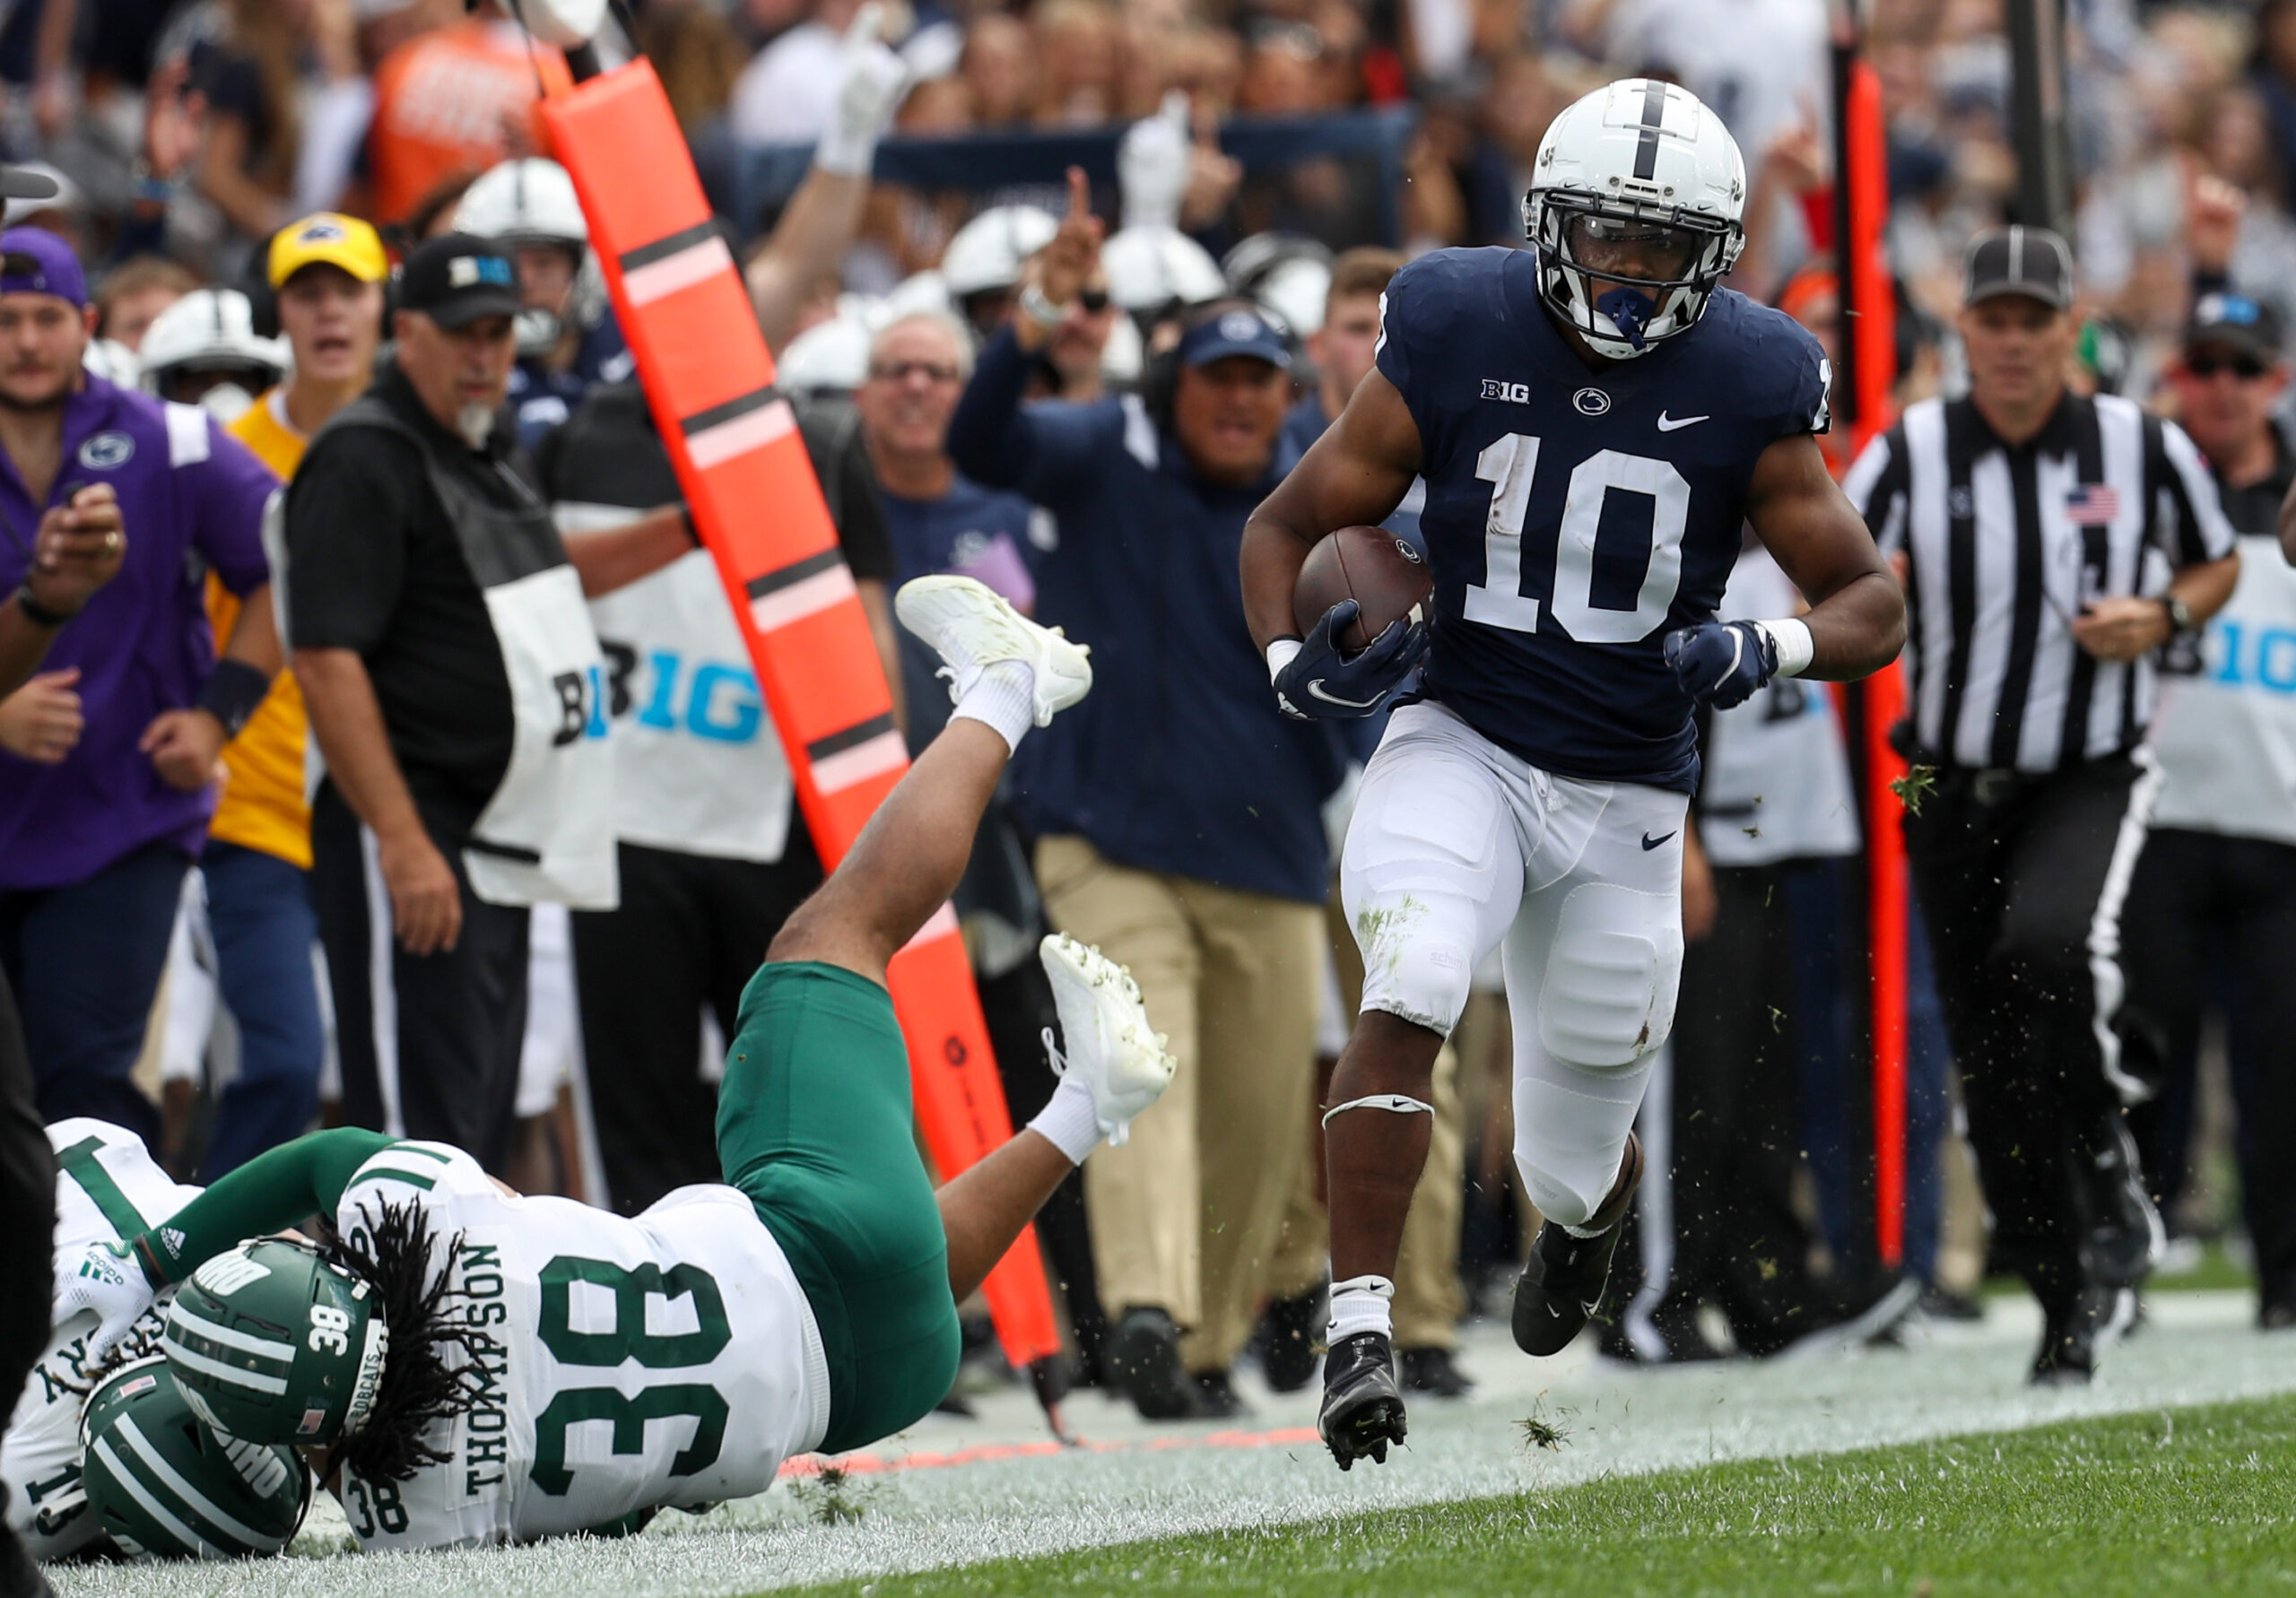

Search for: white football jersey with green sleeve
xmin=5 ymin=1119 xmax=202 ymax=1558
xmin=331 ymin=1142 xmax=829 ymax=1550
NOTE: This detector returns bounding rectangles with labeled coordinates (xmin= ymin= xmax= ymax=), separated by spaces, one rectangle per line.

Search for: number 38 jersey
xmin=1376 ymin=248 xmax=1831 ymax=791
xmin=334 ymin=1142 xmax=828 ymax=1550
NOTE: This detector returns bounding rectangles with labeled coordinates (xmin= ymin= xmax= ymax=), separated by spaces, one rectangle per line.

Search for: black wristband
xmin=13 ymin=582 xmax=76 ymax=628
xmin=196 ymin=657 xmax=273 ymax=740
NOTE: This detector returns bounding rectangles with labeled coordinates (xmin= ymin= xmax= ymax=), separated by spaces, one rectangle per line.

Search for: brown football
xmin=1293 ymin=525 xmax=1433 ymax=654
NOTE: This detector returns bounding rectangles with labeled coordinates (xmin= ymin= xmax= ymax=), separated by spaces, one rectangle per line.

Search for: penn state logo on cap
xmin=1177 ymin=305 xmax=1292 ymax=369
xmin=78 ymin=431 xmax=133 ymax=469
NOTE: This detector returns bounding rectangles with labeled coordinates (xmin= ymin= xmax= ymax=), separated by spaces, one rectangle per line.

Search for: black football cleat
xmin=1513 ymin=1132 xmax=1643 ymax=1358
xmin=2031 ymin=1283 xmax=2135 ymax=1386
xmin=1319 ymin=1331 xmax=1406 ymax=1471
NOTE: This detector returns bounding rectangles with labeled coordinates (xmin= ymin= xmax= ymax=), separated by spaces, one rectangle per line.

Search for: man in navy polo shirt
xmin=947 ymin=171 xmax=1344 ymax=1421
xmin=0 ymin=229 xmax=281 ymax=1144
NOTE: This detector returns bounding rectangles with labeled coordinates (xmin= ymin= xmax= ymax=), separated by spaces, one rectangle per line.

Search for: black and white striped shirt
xmin=1845 ymin=393 xmax=2235 ymax=773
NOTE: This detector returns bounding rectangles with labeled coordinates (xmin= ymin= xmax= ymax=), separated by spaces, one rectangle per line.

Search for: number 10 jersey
xmin=333 ymin=1142 xmax=828 ymax=1550
xmin=1375 ymin=248 xmax=1831 ymax=791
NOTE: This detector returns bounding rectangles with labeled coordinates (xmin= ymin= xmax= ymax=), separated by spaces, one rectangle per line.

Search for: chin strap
xmin=1321 ymin=1093 xmax=1434 ymax=1128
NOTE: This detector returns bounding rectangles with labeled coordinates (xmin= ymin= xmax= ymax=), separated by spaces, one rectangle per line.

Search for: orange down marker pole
xmin=1841 ymin=54 xmax=1909 ymax=1270
xmin=540 ymin=64 xmax=1065 ymax=1378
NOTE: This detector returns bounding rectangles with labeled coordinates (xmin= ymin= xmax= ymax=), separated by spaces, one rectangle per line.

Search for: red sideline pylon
xmin=540 ymin=61 xmax=1065 ymax=1373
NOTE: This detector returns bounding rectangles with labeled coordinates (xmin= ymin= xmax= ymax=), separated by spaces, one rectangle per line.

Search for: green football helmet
xmin=162 ymin=1238 xmax=387 ymax=1446
xmin=79 ymin=1358 xmax=311 ymax=1559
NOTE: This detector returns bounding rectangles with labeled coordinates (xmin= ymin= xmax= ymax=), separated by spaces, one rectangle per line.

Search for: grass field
xmin=812 ymin=1394 xmax=2296 ymax=1597
xmin=45 ymin=1291 xmax=2296 ymax=1598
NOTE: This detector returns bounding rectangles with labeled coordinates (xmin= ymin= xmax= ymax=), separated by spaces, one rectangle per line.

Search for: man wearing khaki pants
xmin=946 ymin=169 xmax=1341 ymax=1420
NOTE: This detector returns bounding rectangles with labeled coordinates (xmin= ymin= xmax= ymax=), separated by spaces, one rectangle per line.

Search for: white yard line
xmin=48 ymin=1293 xmax=2293 ymax=1598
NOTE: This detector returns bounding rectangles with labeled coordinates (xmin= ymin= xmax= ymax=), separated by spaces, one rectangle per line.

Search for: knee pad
xmin=1536 ymin=883 xmax=1683 ymax=1068
xmin=1355 ymin=916 xmax=1474 ymax=1038
xmin=1515 ymin=1153 xmax=1600 ymax=1231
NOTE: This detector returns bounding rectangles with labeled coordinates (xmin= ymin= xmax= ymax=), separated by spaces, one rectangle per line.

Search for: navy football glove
xmin=1274 ymin=600 xmax=1430 ymax=721
xmin=1664 ymin=620 xmax=1779 ymax=709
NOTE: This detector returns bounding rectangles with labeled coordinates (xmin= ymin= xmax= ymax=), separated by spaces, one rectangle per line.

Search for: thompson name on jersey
xmin=1376 ymin=246 xmax=1831 ymax=789
xmin=326 ymin=1142 xmax=826 ymax=1549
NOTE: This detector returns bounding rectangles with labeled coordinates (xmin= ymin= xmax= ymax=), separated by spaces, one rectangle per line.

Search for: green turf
xmin=804 ymin=1393 xmax=2296 ymax=1597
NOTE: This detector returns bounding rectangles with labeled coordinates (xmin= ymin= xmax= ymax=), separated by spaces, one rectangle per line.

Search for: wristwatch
xmin=2157 ymin=594 xmax=2195 ymax=637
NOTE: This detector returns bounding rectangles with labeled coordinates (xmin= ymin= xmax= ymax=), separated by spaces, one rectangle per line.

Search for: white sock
xmin=1326 ymin=1274 xmax=1396 ymax=1344
xmin=951 ymin=660 xmax=1036 ymax=755
xmin=1026 ymin=1073 xmax=1101 ymax=1165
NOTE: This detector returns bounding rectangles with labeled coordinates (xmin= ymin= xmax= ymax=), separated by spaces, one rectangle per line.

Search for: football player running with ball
xmin=50 ymin=576 xmax=1177 ymax=1550
xmin=1240 ymin=79 xmax=1905 ymax=1470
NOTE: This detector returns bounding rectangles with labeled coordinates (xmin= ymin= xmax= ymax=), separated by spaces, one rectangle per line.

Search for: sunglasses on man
xmin=2184 ymin=349 xmax=2272 ymax=380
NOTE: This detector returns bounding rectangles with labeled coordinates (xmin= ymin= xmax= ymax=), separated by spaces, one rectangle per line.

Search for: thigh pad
xmin=1536 ymin=882 xmax=1683 ymax=1068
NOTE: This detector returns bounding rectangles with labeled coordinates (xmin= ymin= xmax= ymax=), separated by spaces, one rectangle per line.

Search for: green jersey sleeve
xmin=132 ymin=1128 xmax=397 ymax=1285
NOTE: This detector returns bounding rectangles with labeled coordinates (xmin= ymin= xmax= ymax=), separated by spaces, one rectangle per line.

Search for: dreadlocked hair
xmin=317 ymin=1197 xmax=488 ymax=1484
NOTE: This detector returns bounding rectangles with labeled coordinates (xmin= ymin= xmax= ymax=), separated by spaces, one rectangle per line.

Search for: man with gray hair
xmin=857 ymin=310 xmax=1046 ymax=740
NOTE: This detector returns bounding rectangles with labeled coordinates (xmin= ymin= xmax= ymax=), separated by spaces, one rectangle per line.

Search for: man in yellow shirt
xmin=187 ymin=214 xmax=388 ymax=1176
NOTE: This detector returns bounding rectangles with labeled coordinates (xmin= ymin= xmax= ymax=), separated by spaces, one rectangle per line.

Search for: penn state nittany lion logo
xmin=1571 ymin=386 xmax=1612 ymax=416
xmin=1219 ymin=310 xmax=1263 ymax=343
xmin=77 ymin=431 xmax=133 ymax=469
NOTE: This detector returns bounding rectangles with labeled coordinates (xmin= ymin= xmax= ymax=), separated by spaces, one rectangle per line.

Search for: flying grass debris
xmin=1890 ymin=765 xmax=1938 ymax=815
xmin=1518 ymin=1396 xmax=1571 ymax=1454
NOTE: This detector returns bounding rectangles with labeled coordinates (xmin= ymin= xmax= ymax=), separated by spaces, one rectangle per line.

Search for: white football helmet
xmin=454 ymin=159 xmax=598 ymax=355
xmin=1526 ymin=78 xmax=1746 ymax=361
xmin=1101 ymin=224 xmax=1224 ymax=314
xmin=941 ymin=205 xmax=1057 ymax=300
xmin=777 ymin=315 xmax=873 ymax=395
xmin=138 ymin=290 xmax=288 ymax=422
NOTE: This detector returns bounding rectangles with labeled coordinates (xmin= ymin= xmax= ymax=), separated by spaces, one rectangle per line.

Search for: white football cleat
xmin=895 ymin=575 xmax=1092 ymax=726
xmin=1039 ymin=933 xmax=1174 ymax=1145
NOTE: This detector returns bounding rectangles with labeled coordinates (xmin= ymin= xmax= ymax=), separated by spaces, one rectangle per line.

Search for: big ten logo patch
xmin=550 ymin=664 xmax=611 ymax=747
xmin=596 ymin=641 xmax=763 ymax=744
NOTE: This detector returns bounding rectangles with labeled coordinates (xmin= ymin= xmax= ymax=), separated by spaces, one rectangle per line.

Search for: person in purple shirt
xmin=0 ymin=229 xmax=282 ymax=1146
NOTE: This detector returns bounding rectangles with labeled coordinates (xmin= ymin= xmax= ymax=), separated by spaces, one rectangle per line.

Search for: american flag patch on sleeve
xmin=2065 ymin=483 xmax=2121 ymax=525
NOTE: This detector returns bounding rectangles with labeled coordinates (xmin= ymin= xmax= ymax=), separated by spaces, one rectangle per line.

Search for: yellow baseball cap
xmin=268 ymin=213 xmax=387 ymax=290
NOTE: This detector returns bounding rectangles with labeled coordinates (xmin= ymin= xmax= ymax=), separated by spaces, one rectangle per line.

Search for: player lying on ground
xmin=1239 ymin=78 xmax=1907 ymax=1469
xmin=48 ymin=575 xmax=1174 ymax=1554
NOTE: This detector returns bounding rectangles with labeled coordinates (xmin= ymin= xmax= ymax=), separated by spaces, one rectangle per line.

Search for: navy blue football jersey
xmin=1376 ymin=247 xmax=1830 ymax=791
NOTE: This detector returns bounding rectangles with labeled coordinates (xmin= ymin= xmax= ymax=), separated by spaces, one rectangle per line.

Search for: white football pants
xmin=1340 ymin=701 xmax=1689 ymax=1228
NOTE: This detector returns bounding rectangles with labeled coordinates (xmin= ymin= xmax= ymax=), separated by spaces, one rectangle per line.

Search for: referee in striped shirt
xmin=1845 ymin=227 xmax=2239 ymax=1385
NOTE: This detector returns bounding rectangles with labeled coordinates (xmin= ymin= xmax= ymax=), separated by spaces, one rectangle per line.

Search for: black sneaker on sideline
xmin=1773 ymin=1273 xmax=1922 ymax=1361
xmin=1108 ymin=1306 xmax=1204 ymax=1420
xmin=1399 ymin=1345 xmax=1474 ymax=1396
xmin=1513 ymin=1132 xmax=1643 ymax=1357
xmin=2079 ymin=1116 xmax=2165 ymax=1289
xmin=1257 ymin=1283 xmax=1325 ymax=1393
xmin=1319 ymin=1330 xmax=1405 ymax=1470
xmin=1192 ymin=1368 xmax=1250 ymax=1419
xmin=2031 ymin=1284 xmax=2135 ymax=1386
xmin=1916 ymin=1283 xmax=1986 ymax=1323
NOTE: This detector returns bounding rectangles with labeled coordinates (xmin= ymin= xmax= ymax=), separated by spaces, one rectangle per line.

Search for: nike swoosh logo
xmin=1656 ymin=412 xmax=1709 ymax=431
xmin=1641 ymin=831 xmax=1675 ymax=850
xmin=1307 ymin=680 xmax=1382 ymax=709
